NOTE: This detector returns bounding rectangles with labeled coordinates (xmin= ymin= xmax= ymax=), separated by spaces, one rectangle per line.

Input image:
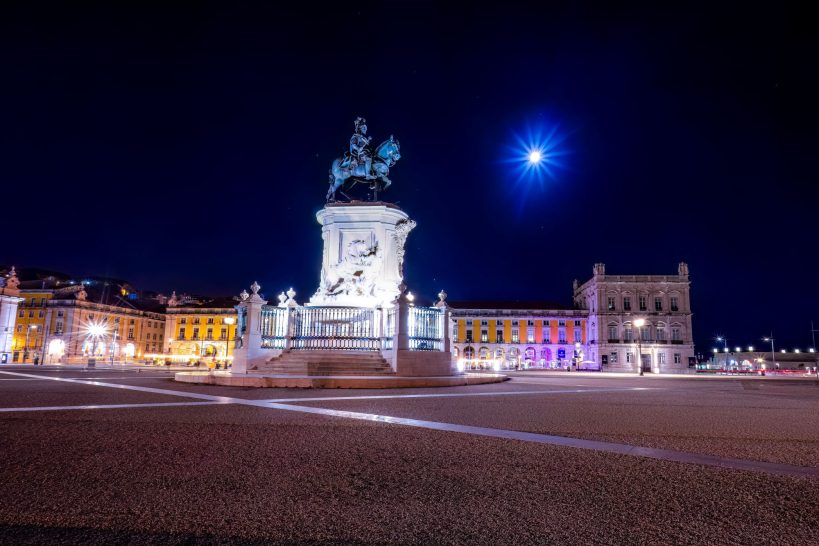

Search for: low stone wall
xmin=395 ymin=350 xmax=453 ymax=377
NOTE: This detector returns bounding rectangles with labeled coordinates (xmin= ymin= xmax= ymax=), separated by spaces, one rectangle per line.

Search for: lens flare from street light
xmin=528 ymin=150 xmax=542 ymax=164
xmin=83 ymin=320 xmax=109 ymax=339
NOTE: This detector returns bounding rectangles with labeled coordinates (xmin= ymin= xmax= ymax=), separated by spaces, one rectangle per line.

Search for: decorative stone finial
xmin=167 ymin=290 xmax=178 ymax=307
xmin=277 ymin=292 xmax=287 ymax=306
xmin=5 ymin=266 xmax=20 ymax=290
xmin=593 ymin=263 xmax=606 ymax=276
xmin=240 ymin=289 xmax=250 ymax=301
xmin=405 ymin=291 xmax=415 ymax=303
xmin=678 ymin=262 xmax=689 ymax=277
xmin=76 ymin=286 xmax=87 ymax=301
xmin=286 ymin=287 xmax=296 ymax=300
xmin=438 ymin=289 xmax=447 ymax=303
xmin=250 ymin=281 xmax=261 ymax=295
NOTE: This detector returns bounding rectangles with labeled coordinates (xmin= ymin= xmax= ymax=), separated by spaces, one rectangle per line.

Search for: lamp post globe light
xmin=634 ymin=318 xmax=646 ymax=376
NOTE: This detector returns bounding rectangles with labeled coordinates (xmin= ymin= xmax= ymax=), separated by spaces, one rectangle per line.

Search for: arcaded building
xmin=450 ymin=262 xmax=695 ymax=374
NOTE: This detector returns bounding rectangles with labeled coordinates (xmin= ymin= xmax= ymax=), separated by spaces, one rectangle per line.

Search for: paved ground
xmin=0 ymin=366 xmax=817 ymax=545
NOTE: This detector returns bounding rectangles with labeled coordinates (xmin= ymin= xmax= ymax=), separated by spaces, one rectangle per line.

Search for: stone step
xmin=254 ymin=350 xmax=394 ymax=376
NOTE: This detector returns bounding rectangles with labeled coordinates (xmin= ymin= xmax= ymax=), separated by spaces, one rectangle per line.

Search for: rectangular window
xmin=177 ymin=328 xmax=186 ymax=340
xmin=127 ymin=328 xmax=134 ymax=340
xmin=114 ymin=317 xmax=120 ymax=323
xmin=57 ymin=310 xmax=64 ymax=318
xmin=641 ymin=327 xmax=649 ymax=341
xmin=574 ymin=328 xmax=582 ymax=342
xmin=28 ymin=311 xmax=34 ymax=318
xmin=610 ymin=352 xmax=618 ymax=363
xmin=672 ymin=327 xmax=681 ymax=341
xmin=542 ymin=328 xmax=551 ymax=343
xmin=129 ymin=319 xmax=135 ymax=325
xmin=193 ymin=318 xmax=200 ymax=325
xmin=654 ymin=298 xmax=662 ymax=311
xmin=18 ymin=310 xmax=23 ymax=317
xmin=180 ymin=318 xmax=187 ymax=324
xmin=671 ymin=297 xmax=679 ymax=312
xmin=608 ymin=326 xmax=618 ymax=341
xmin=16 ymin=325 xmax=22 ymax=333
xmin=480 ymin=330 xmax=488 ymax=342
xmin=55 ymin=322 xmax=63 ymax=334
xmin=656 ymin=328 xmax=666 ymax=341
xmin=624 ymin=327 xmax=633 ymax=342
xmin=206 ymin=328 xmax=213 ymax=340
xmin=496 ymin=330 xmax=503 ymax=343
xmin=623 ymin=297 xmax=631 ymax=311
xmin=639 ymin=296 xmax=647 ymax=311
xmin=207 ymin=318 xmax=214 ymax=324
xmin=607 ymin=296 xmax=615 ymax=310
xmin=558 ymin=329 xmax=567 ymax=344
xmin=465 ymin=330 xmax=473 ymax=342
xmin=674 ymin=353 xmax=681 ymax=364
xmin=527 ymin=332 xmax=534 ymax=343
xmin=38 ymin=310 xmax=44 ymax=318
xmin=153 ymin=333 xmax=157 ymax=340
xmin=527 ymin=320 xmax=534 ymax=326
xmin=626 ymin=352 xmax=633 ymax=364
xmin=193 ymin=327 xmax=200 ymax=340
xmin=558 ymin=320 xmax=566 ymax=327
xmin=511 ymin=329 xmax=519 ymax=343
xmin=480 ymin=320 xmax=487 ymax=327
xmin=658 ymin=353 xmax=666 ymax=364
xmin=220 ymin=328 xmax=227 ymax=340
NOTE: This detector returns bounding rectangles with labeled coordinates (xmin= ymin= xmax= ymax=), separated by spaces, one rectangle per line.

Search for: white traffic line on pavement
xmin=1 ymin=370 xmax=817 ymax=480
xmin=0 ymin=401 xmax=221 ymax=413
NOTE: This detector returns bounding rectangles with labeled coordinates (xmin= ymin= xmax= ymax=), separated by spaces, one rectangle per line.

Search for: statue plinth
xmin=309 ymin=203 xmax=415 ymax=308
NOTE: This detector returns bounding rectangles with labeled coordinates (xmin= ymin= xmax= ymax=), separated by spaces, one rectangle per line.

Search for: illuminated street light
xmin=748 ymin=346 xmax=754 ymax=352
xmin=527 ymin=150 xmax=542 ymax=164
xmin=223 ymin=316 xmax=236 ymax=369
xmin=763 ymin=335 xmax=778 ymax=370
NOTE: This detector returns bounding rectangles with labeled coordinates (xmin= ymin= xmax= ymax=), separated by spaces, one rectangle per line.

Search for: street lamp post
xmin=763 ymin=335 xmax=777 ymax=371
xmin=110 ymin=329 xmax=118 ymax=367
xmin=223 ymin=316 xmax=235 ymax=370
xmin=634 ymin=318 xmax=645 ymax=376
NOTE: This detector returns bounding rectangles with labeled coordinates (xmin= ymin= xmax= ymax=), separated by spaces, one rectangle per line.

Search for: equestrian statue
xmin=326 ymin=117 xmax=401 ymax=202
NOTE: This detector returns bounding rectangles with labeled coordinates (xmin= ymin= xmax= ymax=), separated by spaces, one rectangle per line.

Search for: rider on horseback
xmin=346 ymin=117 xmax=372 ymax=177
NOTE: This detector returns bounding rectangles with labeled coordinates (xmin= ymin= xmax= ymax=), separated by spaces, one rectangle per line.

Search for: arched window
xmin=463 ymin=346 xmax=475 ymax=359
xmin=607 ymin=322 xmax=619 ymax=342
xmin=524 ymin=347 xmax=536 ymax=361
xmin=479 ymin=347 xmax=490 ymax=360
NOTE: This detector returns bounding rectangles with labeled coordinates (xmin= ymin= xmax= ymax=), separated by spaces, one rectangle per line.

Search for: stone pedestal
xmin=230 ymin=286 xmax=268 ymax=374
xmin=309 ymin=202 xmax=415 ymax=308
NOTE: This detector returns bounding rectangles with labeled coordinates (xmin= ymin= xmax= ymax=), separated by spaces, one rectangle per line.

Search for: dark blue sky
xmin=3 ymin=4 xmax=818 ymax=352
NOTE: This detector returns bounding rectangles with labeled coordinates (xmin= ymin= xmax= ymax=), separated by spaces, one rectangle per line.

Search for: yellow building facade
xmin=10 ymin=285 xmax=166 ymax=363
xmin=160 ymin=305 xmax=238 ymax=366
xmin=449 ymin=302 xmax=591 ymax=370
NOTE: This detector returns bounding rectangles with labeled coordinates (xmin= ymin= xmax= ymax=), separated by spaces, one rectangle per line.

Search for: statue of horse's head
xmin=375 ymin=135 xmax=401 ymax=164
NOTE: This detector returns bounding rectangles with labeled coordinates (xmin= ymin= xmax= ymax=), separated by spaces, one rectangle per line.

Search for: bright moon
xmin=528 ymin=150 xmax=542 ymax=164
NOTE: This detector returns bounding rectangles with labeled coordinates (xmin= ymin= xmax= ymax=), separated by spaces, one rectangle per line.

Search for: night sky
xmin=3 ymin=4 xmax=818 ymax=353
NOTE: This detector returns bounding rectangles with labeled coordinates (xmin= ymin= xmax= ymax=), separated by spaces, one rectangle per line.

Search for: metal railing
xmin=409 ymin=306 xmax=443 ymax=351
xmin=260 ymin=306 xmax=288 ymax=349
xmin=256 ymin=304 xmax=445 ymax=352
xmin=292 ymin=306 xmax=379 ymax=350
